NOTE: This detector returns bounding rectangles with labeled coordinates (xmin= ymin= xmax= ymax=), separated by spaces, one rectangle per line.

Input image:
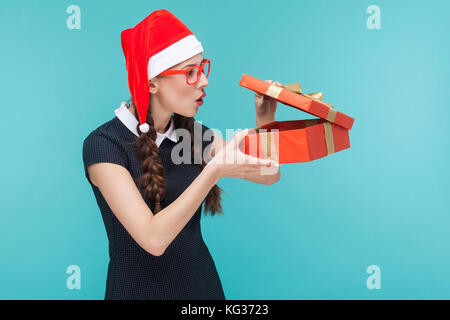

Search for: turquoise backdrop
xmin=1 ymin=0 xmax=449 ymax=299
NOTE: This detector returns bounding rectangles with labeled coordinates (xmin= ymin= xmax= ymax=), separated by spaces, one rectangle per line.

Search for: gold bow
xmin=265 ymin=81 xmax=337 ymax=122
xmin=280 ymin=82 xmax=334 ymax=109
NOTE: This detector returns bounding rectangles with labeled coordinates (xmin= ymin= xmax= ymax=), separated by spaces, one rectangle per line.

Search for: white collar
xmin=114 ymin=102 xmax=177 ymax=147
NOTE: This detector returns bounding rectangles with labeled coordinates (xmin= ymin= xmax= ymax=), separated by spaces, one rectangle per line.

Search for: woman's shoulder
xmin=83 ymin=115 xmax=137 ymax=152
xmin=84 ymin=117 xmax=124 ymax=140
xmin=82 ymin=117 xmax=132 ymax=174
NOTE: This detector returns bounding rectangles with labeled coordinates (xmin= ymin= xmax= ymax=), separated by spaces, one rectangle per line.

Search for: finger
xmin=267 ymin=160 xmax=279 ymax=168
xmin=265 ymin=160 xmax=279 ymax=167
xmin=255 ymin=158 xmax=279 ymax=167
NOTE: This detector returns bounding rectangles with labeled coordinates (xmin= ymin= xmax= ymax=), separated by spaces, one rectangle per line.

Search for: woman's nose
xmin=197 ymin=71 xmax=209 ymax=88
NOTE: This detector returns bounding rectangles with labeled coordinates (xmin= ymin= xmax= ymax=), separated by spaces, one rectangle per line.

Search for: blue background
xmin=1 ymin=0 xmax=449 ymax=299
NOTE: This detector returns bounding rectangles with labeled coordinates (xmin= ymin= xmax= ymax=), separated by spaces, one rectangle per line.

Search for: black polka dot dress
xmin=82 ymin=104 xmax=225 ymax=300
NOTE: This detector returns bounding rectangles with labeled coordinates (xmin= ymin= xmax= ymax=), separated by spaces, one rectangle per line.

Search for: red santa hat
xmin=120 ymin=9 xmax=204 ymax=133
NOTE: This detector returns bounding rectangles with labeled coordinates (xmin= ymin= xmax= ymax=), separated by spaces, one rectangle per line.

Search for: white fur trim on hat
xmin=148 ymin=34 xmax=204 ymax=80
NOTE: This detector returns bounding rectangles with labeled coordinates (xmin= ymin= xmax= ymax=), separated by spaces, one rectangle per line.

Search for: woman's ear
xmin=149 ymin=78 xmax=159 ymax=94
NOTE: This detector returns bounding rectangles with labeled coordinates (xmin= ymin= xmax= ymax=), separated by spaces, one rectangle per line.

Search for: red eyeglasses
xmin=159 ymin=58 xmax=211 ymax=85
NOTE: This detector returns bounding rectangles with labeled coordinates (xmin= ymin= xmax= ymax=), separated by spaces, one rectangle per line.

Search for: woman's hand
xmin=207 ymin=128 xmax=279 ymax=181
xmin=255 ymin=80 xmax=284 ymax=127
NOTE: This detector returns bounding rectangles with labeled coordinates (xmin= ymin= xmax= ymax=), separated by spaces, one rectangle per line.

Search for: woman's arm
xmin=88 ymin=161 xmax=220 ymax=257
xmin=87 ymin=130 xmax=276 ymax=257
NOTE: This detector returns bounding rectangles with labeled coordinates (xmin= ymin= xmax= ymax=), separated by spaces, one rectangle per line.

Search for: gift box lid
xmin=239 ymin=73 xmax=354 ymax=130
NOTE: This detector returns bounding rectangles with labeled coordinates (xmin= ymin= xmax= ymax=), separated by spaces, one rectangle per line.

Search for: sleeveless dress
xmin=82 ymin=105 xmax=225 ymax=300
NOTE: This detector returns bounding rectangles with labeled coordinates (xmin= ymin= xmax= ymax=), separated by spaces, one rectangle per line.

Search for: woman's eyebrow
xmin=182 ymin=59 xmax=204 ymax=68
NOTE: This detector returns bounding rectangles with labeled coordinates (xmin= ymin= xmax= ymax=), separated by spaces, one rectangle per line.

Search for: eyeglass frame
xmin=158 ymin=58 xmax=211 ymax=85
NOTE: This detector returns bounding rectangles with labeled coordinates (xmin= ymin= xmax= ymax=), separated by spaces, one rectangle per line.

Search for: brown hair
xmin=127 ymin=97 xmax=224 ymax=216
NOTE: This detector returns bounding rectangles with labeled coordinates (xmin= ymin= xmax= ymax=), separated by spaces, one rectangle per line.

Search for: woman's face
xmin=150 ymin=53 xmax=209 ymax=118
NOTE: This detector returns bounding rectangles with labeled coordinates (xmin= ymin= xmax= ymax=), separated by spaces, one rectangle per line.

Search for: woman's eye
xmin=188 ymin=69 xmax=196 ymax=77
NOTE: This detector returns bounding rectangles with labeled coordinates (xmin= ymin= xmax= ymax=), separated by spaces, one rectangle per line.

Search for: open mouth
xmin=195 ymin=93 xmax=205 ymax=106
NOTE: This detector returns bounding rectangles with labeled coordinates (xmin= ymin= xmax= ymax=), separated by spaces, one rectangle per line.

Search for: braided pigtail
xmin=128 ymin=98 xmax=224 ymax=216
xmin=129 ymin=100 xmax=166 ymax=213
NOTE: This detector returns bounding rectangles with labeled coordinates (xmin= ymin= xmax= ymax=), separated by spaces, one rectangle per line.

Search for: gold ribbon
xmin=265 ymin=82 xmax=337 ymax=123
xmin=323 ymin=122 xmax=335 ymax=155
xmin=254 ymin=128 xmax=278 ymax=161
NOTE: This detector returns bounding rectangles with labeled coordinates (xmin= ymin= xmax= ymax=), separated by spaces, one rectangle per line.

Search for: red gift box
xmin=238 ymin=74 xmax=355 ymax=164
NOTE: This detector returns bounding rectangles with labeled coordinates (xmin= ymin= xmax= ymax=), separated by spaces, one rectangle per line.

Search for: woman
xmin=82 ymin=9 xmax=280 ymax=300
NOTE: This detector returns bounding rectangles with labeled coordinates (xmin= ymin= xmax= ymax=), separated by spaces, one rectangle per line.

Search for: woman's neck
xmin=128 ymin=104 xmax=171 ymax=133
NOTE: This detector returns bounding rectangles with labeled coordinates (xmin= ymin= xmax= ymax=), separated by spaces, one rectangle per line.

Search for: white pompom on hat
xmin=139 ymin=123 xmax=150 ymax=133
